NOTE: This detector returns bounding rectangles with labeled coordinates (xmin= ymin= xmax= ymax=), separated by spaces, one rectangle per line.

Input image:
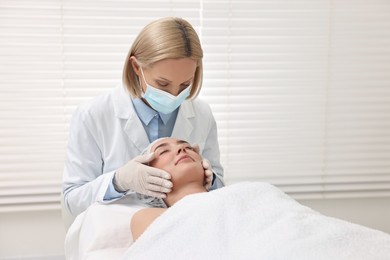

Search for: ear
xmin=130 ymin=56 xmax=141 ymax=76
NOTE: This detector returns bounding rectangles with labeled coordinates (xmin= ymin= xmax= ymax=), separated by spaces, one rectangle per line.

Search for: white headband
xmin=141 ymin=137 xmax=170 ymax=155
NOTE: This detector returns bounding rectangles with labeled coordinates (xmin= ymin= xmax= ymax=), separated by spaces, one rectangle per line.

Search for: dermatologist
xmin=63 ymin=17 xmax=225 ymax=216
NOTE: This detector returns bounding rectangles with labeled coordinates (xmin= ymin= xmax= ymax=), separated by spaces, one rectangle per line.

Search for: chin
xmin=172 ymin=164 xmax=204 ymax=183
xmin=177 ymin=163 xmax=202 ymax=173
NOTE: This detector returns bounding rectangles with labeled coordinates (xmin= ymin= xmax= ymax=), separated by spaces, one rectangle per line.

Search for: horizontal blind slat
xmin=1 ymin=0 xmax=390 ymax=212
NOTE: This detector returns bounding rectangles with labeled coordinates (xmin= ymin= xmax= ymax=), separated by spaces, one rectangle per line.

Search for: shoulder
xmin=71 ymin=87 xmax=118 ymax=124
xmin=131 ymin=208 xmax=166 ymax=241
xmin=76 ymin=89 xmax=115 ymax=115
xmin=191 ymin=97 xmax=212 ymax=111
xmin=184 ymin=98 xmax=215 ymax=119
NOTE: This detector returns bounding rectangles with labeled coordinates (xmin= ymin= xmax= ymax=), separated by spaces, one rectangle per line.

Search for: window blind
xmin=0 ymin=1 xmax=64 ymax=212
xmin=1 ymin=0 xmax=389 ymax=212
xmin=0 ymin=0 xmax=201 ymax=212
xmin=200 ymin=0 xmax=390 ymax=199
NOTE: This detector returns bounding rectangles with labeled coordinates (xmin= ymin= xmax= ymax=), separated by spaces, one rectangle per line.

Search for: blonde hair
xmin=122 ymin=17 xmax=203 ymax=99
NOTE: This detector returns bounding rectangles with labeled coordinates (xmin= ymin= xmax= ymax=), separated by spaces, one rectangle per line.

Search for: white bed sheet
xmin=122 ymin=182 xmax=390 ymax=260
xmin=65 ymin=182 xmax=390 ymax=260
xmin=64 ymin=194 xmax=147 ymax=260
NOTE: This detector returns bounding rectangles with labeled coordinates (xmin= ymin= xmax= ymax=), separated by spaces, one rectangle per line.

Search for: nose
xmin=169 ymin=87 xmax=182 ymax=96
xmin=176 ymin=144 xmax=188 ymax=154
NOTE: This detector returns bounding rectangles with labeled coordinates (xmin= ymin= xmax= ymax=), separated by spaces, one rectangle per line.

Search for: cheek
xmin=194 ymin=161 xmax=203 ymax=172
xmin=151 ymin=155 xmax=174 ymax=171
xmin=188 ymin=150 xmax=202 ymax=161
xmin=192 ymin=163 xmax=206 ymax=181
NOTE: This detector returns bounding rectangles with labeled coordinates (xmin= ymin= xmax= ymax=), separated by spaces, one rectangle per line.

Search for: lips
xmin=175 ymin=155 xmax=194 ymax=165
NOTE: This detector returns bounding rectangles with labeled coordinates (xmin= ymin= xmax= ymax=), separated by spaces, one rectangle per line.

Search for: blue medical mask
xmin=140 ymin=68 xmax=191 ymax=114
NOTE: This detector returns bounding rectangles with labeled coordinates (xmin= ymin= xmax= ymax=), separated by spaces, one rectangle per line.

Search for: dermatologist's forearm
xmin=63 ymin=170 xmax=120 ymax=216
xmin=104 ymin=176 xmax=125 ymax=200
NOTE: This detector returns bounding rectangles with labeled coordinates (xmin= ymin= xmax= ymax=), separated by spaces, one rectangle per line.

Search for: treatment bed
xmin=65 ymin=182 xmax=390 ymax=260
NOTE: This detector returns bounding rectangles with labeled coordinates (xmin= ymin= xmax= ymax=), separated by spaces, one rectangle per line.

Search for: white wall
xmin=0 ymin=197 xmax=389 ymax=259
xmin=0 ymin=210 xmax=66 ymax=259
xmin=299 ymin=197 xmax=390 ymax=233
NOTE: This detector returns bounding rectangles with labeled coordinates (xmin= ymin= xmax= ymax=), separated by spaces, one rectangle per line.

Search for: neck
xmin=164 ymin=182 xmax=207 ymax=207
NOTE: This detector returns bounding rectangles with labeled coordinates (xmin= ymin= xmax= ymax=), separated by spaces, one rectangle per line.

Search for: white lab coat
xmin=63 ymin=85 xmax=224 ymax=216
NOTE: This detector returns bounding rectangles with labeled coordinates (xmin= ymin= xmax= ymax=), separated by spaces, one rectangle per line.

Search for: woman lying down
xmin=130 ymin=137 xmax=210 ymax=240
xmin=66 ymin=137 xmax=390 ymax=259
xmin=122 ymin=138 xmax=390 ymax=260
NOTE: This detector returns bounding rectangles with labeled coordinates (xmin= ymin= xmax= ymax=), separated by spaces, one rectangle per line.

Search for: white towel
xmin=121 ymin=182 xmax=390 ymax=260
xmin=65 ymin=194 xmax=147 ymax=260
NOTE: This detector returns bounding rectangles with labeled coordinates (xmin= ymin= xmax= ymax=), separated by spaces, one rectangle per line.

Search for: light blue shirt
xmin=131 ymin=98 xmax=179 ymax=142
xmin=104 ymin=98 xmax=179 ymax=200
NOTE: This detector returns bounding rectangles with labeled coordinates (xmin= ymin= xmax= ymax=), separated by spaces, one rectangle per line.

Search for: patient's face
xmin=150 ymin=138 xmax=204 ymax=186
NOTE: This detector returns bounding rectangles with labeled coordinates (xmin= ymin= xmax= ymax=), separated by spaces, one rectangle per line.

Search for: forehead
xmin=150 ymin=58 xmax=197 ymax=72
xmin=152 ymin=138 xmax=189 ymax=151
xmin=148 ymin=58 xmax=197 ymax=81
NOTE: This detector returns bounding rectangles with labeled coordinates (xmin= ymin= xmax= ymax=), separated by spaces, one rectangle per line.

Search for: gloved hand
xmin=193 ymin=144 xmax=213 ymax=190
xmin=113 ymin=152 xmax=172 ymax=198
xmin=202 ymin=159 xmax=213 ymax=190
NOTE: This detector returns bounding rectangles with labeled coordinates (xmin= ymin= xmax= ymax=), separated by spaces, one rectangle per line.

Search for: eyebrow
xmin=156 ymin=76 xmax=193 ymax=84
xmin=153 ymin=140 xmax=190 ymax=152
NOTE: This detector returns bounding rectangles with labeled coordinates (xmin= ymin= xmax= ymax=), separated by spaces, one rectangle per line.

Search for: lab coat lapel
xmin=124 ymin=112 xmax=149 ymax=153
xmin=113 ymin=84 xmax=149 ymax=153
xmin=171 ymin=101 xmax=195 ymax=141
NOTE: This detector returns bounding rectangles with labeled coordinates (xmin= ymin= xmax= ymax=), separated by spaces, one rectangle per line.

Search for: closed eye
xmin=155 ymin=81 xmax=191 ymax=89
xmin=159 ymin=149 xmax=170 ymax=155
xmin=184 ymin=145 xmax=194 ymax=150
xmin=156 ymin=81 xmax=169 ymax=87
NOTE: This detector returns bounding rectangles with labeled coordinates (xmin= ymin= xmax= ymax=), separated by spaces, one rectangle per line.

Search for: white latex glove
xmin=193 ymin=144 xmax=213 ymax=190
xmin=202 ymin=159 xmax=213 ymax=190
xmin=113 ymin=153 xmax=172 ymax=198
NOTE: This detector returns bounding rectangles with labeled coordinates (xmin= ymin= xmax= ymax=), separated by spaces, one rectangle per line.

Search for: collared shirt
xmin=104 ymin=98 xmax=179 ymax=200
xmin=131 ymin=98 xmax=179 ymax=142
